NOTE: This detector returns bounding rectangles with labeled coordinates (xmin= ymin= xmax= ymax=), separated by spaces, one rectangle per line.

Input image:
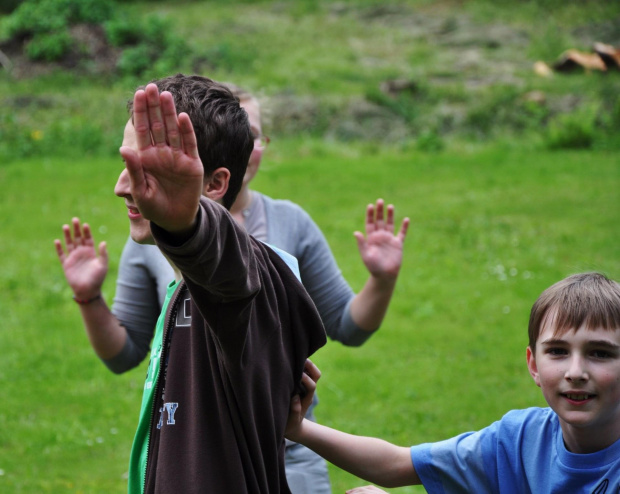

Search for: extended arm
xmin=292 ymin=421 xmax=418 ymax=488
xmin=286 ymin=361 xmax=419 ymax=488
xmin=349 ymin=199 xmax=409 ymax=331
xmin=54 ymin=218 xmax=127 ymax=360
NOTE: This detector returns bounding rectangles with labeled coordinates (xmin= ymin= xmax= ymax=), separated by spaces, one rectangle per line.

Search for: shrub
xmin=366 ymin=85 xmax=420 ymax=125
xmin=26 ymin=31 xmax=73 ymax=62
xmin=416 ymin=129 xmax=445 ymax=152
xmin=0 ymin=0 xmax=20 ymax=15
xmin=111 ymin=15 xmax=193 ymax=77
xmin=3 ymin=0 xmax=115 ymax=39
xmin=545 ymin=104 xmax=597 ymax=150
xmin=104 ymin=17 xmax=142 ymax=47
xmin=3 ymin=0 xmax=68 ymax=40
xmin=1 ymin=0 xmax=193 ymax=78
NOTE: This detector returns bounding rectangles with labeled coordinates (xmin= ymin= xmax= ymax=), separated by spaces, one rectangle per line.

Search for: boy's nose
xmin=114 ymin=168 xmax=131 ymax=198
xmin=565 ymin=355 xmax=588 ymax=382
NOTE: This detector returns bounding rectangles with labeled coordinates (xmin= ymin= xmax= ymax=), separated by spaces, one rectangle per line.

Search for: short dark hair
xmin=221 ymin=82 xmax=254 ymax=103
xmin=528 ymin=272 xmax=620 ymax=349
xmin=128 ymin=74 xmax=253 ymax=210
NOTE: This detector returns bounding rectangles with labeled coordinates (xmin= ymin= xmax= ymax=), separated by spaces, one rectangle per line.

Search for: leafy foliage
xmin=25 ymin=31 xmax=74 ymax=62
xmin=109 ymin=15 xmax=194 ymax=77
xmin=4 ymin=0 xmax=114 ymax=40
xmin=0 ymin=0 xmax=194 ymax=75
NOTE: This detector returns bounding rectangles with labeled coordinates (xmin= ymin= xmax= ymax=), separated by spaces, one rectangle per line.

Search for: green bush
xmin=26 ymin=31 xmax=73 ymax=62
xmin=112 ymin=15 xmax=194 ymax=77
xmin=545 ymin=104 xmax=597 ymax=150
xmin=3 ymin=0 xmax=68 ymax=39
xmin=3 ymin=0 xmax=115 ymax=39
xmin=202 ymin=41 xmax=258 ymax=73
xmin=1 ymin=0 xmax=192 ymax=78
xmin=366 ymin=86 xmax=420 ymax=125
xmin=104 ymin=17 xmax=142 ymax=47
xmin=116 ymin=44 xmax=157 ymax=77
xmin=0 ymin=0 xmax=24 ymax=15
xmin=416 ymin=129 xmax=445 ymax=152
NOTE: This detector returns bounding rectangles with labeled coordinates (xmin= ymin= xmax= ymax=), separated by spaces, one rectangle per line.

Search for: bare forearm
xmin=77 ymin=296 xmax=127 ymax=360
xmin=291 ymin=420 xmax=419 ymax=487
xmin=349 ymin=275 xmax=397 ymax=332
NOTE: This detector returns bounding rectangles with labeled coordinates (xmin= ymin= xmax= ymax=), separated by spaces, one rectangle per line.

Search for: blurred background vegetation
xmin=1 ymin=0 xmax=619 ymax=160
xmin=0 ymin=1 xmax=618 ymax=492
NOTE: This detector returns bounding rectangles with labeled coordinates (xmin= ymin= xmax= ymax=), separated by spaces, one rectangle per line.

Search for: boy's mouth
xmin=562 ymin=393 xmax=595 ymax=403
xmin=126 ymin=205 xmax=142 ymax=220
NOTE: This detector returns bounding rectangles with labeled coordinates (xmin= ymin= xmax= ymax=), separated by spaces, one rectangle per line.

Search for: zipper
xmin=142 ymin=281 xmax=184 ymax=492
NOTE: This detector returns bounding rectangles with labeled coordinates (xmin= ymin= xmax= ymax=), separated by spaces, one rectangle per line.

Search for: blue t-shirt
xmin=411 ymin=407 xmax=620 ymax=493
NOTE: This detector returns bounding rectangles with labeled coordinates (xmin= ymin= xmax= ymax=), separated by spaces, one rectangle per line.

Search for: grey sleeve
xmin=105 ymin=238 xmax=174 ymax=373
xmin=265 ymin=199 xmax=375 ymax=346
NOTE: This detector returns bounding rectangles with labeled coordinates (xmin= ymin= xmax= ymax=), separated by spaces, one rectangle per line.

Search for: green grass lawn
xmin=1 ymin=0 xmax=619 ymax=491
xmin=0 ymin=141 xmax=617 ymax=492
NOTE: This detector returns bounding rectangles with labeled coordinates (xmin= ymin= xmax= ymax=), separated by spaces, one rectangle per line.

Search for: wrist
xmin=368 ymin=272 xmax=398 ymax=290
xmin=72 ymin=293 xmax=102 ymax=305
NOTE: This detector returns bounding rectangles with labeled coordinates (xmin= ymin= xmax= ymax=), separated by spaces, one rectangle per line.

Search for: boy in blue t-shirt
xmin=286 ymin=272 xmax=620 ymax=493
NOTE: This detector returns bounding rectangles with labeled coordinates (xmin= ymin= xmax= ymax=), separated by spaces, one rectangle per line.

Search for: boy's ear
xmin=202 ymin=167 xmax=230 ymax=201
xmin=526 ymin=346 xmax=541 ymax=387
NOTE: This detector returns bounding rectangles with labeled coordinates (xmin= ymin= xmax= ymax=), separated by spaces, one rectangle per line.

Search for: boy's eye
xmin=591 ymin=349 xmax=613 ymax=359
xmin=547 ymin=348 xmax=568 ymax=356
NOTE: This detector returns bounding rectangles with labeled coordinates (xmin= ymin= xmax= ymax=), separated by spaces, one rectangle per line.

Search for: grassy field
xmin=0 ymin=0 xmax=619 ymax=492
xmin=1 ymin=142 xmax=618 ymax=492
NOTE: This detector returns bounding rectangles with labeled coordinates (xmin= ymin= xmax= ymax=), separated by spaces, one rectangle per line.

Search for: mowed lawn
xmin=0 ymin=143 xmax=618 ymax=492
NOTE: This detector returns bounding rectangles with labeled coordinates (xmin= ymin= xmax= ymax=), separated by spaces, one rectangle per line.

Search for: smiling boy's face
xmin=527 ymin=320 xmax=620 ymax=453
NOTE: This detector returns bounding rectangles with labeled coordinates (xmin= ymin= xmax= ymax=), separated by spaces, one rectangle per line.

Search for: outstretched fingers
xmin=54 ymin=217 xmax=92 ymax=263
xmin=62 ymin=217 xmax=85 ymax=251
xmin=374 ymin=198 xmax=385 ymax=228
xmin=133 ymin=86 xmax=188 ymax=153
xmin=365 ymin=199 xmax=397 ymax=235
xmin=54 ymin=238 xmax=66 ymax=264
xmin=131 ymin=89 xmax=151 ymax=151
xmin=130 ymin=85 xmax=198 ymax=163
xmin=160 ymin=91 xmax=182 ymax=150
xmin=81 ymin=221 xmax=95 ymax=247
xmin=145 ymin=83 xmax=167 ymax=146
xmin=397 ymin=216 xmax=410 ymax=242
xmin=178 ymin=112 xmax=200 ymax=159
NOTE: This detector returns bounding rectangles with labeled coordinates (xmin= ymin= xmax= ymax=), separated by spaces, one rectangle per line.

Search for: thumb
xmin=354 ymin=231 xmax=366 ymax=252
xmin=98 ymin=241 xmax=109 ymax=270
xmin=119 ymin=146 xmax=145 ymax=196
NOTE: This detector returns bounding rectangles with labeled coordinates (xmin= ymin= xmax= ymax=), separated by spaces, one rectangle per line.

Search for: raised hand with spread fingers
xmin=55 ymin=217 xmax=108 ymax=302
xmin=119 ymin=83 xmax=204 ymax=238
xmin=349 ymin=199 xmax=410 ymax=332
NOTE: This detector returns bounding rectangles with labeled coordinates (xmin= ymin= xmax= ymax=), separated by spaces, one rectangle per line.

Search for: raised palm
xmin=355 ymin=199 xmax=409 ymax=279
xmin=54 ymin=219 xmax=108 ymax=298
xmin=120 ymin=84 xmax=204 ymax=234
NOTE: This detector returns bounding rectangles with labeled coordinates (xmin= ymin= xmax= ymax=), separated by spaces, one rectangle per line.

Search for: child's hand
xmin=354 ymin=199 xmax=409 ymax=280
xmin=54 ymin=217 xmax=108 ymax=300
xmin=285 ymin=359 xmax=321 ymax=442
